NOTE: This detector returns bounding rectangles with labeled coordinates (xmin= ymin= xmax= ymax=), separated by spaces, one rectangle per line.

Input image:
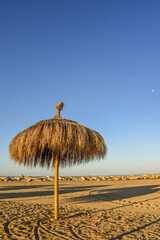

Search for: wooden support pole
xmin=54 ymin=156 xmax=59 ymax=220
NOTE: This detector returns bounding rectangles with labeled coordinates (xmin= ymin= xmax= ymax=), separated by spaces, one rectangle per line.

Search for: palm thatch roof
xmin=9 ymin=102 xmax=106 ymax=168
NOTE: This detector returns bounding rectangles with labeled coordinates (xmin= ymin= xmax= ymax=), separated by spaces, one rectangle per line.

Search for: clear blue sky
xmin=0 ymin=0 xmax=160 ymax=176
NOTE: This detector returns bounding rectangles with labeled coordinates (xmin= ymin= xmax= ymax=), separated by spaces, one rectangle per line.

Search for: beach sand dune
xmin=0 ymin=178 xmax=160 ymax=239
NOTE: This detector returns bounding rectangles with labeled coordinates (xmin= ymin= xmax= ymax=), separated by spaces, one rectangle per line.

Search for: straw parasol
xmin=9 ymin=102 xmax=107 ymax=220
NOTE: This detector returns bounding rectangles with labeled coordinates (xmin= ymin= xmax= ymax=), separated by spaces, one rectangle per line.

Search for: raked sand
xmin=0 ymin=178 xmax=160 ymax=239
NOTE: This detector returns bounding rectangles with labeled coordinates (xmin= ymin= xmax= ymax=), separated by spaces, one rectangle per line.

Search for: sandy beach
xmin=0 ymin=177 xmax=160 ymax=239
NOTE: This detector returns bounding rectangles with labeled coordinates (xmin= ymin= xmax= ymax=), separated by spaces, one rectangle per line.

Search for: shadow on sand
xmin=0 ymin=184 xmax=106 ymax=199
xmin=0 ymin=183 xmax=159 ymax=201
xmin=68 ymin=184 xmax=160 ymax=203
xmin=0 ymin=185 xmax=51 ymax=191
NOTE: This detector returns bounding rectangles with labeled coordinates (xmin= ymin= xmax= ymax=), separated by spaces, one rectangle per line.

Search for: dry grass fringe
xmin=9 ymin=119 xmax=107 ymax=168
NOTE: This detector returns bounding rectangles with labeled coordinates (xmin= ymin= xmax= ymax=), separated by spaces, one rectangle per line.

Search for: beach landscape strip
xmin=0 ymin=176 xmax=160 ymax=239
xmin=0 ymin=173 xmax=160 ymax=182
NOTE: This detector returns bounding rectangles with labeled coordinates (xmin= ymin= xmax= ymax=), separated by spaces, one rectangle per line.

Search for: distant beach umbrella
xmin=9 ymin=102 xmax=107 ymax=220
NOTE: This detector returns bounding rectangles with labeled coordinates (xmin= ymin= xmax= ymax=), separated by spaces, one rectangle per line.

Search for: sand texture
xmin=0 ymin=178 xmax=160 ymax=239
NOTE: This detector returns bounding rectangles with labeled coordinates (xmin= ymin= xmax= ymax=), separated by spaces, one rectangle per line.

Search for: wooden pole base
xmin=55 ymin=156 xmax=59 ymax=220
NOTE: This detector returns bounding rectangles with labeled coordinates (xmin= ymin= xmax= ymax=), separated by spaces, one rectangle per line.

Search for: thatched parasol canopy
xmin=9 ymin=102 xmax=106 ymax=169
